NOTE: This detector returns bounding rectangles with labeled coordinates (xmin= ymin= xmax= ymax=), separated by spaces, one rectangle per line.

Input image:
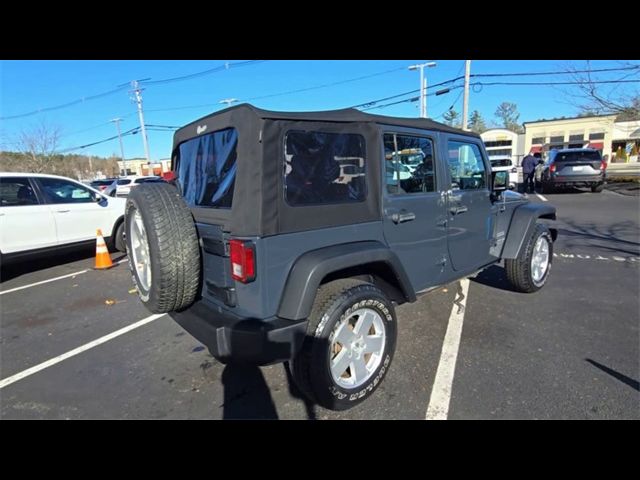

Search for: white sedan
xmin=0 ymin=173 xmax=126 ymax=261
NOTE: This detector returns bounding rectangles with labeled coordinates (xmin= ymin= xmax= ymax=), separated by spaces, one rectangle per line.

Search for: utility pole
xmin=462 ymin=60 xmax=471 ymax=131
xmin=111 ymin=118 xmax=126 ymax=176
xmin=130 ymin=80 xmax=151 ymax=170
xmin=423 ymin=78 xmax=428 ymax=118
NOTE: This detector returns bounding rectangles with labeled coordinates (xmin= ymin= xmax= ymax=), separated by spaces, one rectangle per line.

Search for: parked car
xmin=0 ymin=173 xmax=126 ymax=262
xmin=89 ymin=178 xmax=118 ymax=192
xmin=105 ymin=175 xmax=165 ymax=197
xmin=124 ymin=104 xmax=557 ymax=411
xmin=540 ymin=148 xmax=606 ymax=193
xmin=489 ymin=156 xmax=518 ymax=190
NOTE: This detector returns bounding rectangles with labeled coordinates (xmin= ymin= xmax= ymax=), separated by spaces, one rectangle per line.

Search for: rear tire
xmin=591 ymin=183 xmax=604 ymax=193
xmin=125 ymin=183 xmax=200 ymax=313
xmin=289 ymin=279 xmax=397 ymax=411
xmin=505 ymin=223 xmax=553 ymax=293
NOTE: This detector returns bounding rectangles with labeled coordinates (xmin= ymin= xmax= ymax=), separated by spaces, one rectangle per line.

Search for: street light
xmin=408 ymin=62 xmax=437 ymax=118
xmin=219 ymin=98 xmax=238 ymax=108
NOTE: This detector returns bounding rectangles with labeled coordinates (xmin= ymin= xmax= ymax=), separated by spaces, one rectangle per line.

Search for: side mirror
xmin=94 ymin=192 xmax=105 ymax=203
xmin=492 ymin=170 xmax=508 ymax=192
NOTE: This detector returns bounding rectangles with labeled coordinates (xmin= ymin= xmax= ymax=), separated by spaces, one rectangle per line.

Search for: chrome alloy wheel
xmin=129 ymin=209 xmax=152 ymax=291
xmin=531 ymin=235 xmax=550 ymax=286
xmin=329 ymin=308 xmax=386 ymax=388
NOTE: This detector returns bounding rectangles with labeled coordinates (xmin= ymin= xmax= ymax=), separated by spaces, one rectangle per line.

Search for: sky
xmin=1 ymin=60 xmax=638 ymax=160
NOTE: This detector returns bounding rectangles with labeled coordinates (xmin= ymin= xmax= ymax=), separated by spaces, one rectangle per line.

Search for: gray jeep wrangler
xmin=125 ymin=104 xmax=557 ymax=411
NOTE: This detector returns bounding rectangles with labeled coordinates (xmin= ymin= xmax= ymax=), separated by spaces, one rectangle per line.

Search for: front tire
xmin=290 ymin=279 xmax=397 ymax=411
xmin=505 ymin=223 xmax=553 ymax=293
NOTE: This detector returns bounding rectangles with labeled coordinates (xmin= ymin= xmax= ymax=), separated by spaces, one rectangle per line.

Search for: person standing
xmin=522 ymin=152 xmax=538 ymax=194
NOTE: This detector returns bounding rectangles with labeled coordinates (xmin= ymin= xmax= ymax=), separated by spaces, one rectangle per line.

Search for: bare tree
xmin=15 ymin=121 xmax=62 ymax=173
xmin=562 ymin=61 xmax=640 ymax=119
xmin=494 ymin=102 xmax=523 ymax=133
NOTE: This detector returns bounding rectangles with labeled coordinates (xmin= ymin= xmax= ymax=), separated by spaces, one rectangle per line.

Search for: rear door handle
xmin=450 ymin=206 xmax=468 ymax=215
xmin=56 ymin=209 xmax=71 ymax=213
xmin=391 ymin=212 xmax=416 ymax=224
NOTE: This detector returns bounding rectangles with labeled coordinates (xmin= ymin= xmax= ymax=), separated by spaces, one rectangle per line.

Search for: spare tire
xmin=125 ymin=183 xmax=200 ymax=313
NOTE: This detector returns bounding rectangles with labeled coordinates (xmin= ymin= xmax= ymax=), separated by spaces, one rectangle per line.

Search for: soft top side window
xmin=284 ymin=130 xmax=366 ymax=206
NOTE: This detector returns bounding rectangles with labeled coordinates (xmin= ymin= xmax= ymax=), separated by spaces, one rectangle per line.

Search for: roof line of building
xmin=523 ymin=114 xmax=617 ymax=125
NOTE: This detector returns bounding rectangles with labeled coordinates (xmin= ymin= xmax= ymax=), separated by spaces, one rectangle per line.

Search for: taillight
xmin=550 ymin=163 xmax=556 ymax=173
xmin=230 ymin=239 xmax=256 ymax=283
xmin=600 ymin=161 xmax=607 ymax=170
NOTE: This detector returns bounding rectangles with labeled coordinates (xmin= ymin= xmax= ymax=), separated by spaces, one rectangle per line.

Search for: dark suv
xmin=540 ymin=148 xmax=606 ymax=193
xmin=124 ymin=104 xmax=557 ymax=411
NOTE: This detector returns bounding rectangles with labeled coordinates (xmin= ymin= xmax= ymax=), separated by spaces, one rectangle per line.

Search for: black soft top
xmin=172 ymin=103 xmax=480 ymax=236
xmin=175 ymin=103 xmax=476 ymax=142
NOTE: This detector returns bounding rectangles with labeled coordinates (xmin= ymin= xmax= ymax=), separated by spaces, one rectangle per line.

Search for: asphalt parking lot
xmin=1 ymin=187 xmax=638 ymax=420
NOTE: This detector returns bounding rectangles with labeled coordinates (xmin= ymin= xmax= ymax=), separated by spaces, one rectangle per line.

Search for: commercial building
xmin=523 ymin=115 xmax=616 ymax=160
xmin=480 ymin=129 xmax=525 ymax=165
xmin=481 ymin=115 xmax=639 ymax=165
xmin=117 ymin=158 xmax=172 ymax=176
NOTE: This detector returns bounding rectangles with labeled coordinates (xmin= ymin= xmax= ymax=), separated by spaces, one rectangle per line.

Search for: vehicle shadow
xmin=220 ymin=364 xmax=279 ymax=419
xmin=470 ymin=265 xmax=518 ymax=292
xmin=542 ymin=186 xmax=590 ymax=195
xmin=175 ymin=313 xmax=319 ymax=420
xmin=218 ymin=360 xmax=318 ymax=420
xmin=1 ymin=247 xmax=95 ymax=283
xmin=558 ymin=220 xmax=640 ymax=256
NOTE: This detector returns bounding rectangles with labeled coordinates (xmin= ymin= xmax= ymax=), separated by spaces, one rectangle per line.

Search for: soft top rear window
xmin=555 ymin=151 xmax=601 ymax=162
xmin=175 ymin=128 xmax=238 ymax=209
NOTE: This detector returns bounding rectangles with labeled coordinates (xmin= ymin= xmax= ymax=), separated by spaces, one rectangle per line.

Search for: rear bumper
xmin=169 ymin=300 xmax=308 ymax=365
xmin=547 ymin=173 xmax=604 ymax=185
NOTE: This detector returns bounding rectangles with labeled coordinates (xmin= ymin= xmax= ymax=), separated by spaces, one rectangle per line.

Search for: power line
xmin=1 ymin=61 xmax=269 ymax=121
xmin=141 ymin=60 xmax=267 ymax=86
xmin=351 ymin=75 xmax=467 ymax=109
xmin=144 ymin=66 xmax=411 ymax=114
xmin=471 ymin=64 xmax=640 ymax=78
xmin=470 ymin=79 xmax=640 ymax=90
xmin=350 ymin=66 xmax=639 ymax=112
xmin=244 ymin=66 xmax=408 ymax=102
xmin=1 ymin=86 xmax=129 ymax=121
xmin=358 ymin=78 xmax=640 ymax=114
xmin=362 ymin=85 xmax=465 ymax=112
xmin=58 ymin=127 xmax=140 ymax=153
xmin=433 ymin=89 xmax=465 ymax=119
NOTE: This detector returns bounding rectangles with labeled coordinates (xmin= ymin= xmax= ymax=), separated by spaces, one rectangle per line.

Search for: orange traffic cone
xmin=94 ymin=229 xmax=114 ymax=270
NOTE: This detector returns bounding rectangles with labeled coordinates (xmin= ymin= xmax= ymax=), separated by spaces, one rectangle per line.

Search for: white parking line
xmin=535 ymin=193 xmax=548 ymax=202
xmin=0 ymin=270 xmax=89 ymax=296
xmin=0 ymin=314 xmax=165 ymax=389
xmin=426 ymin=278 xmax=470 ymax=420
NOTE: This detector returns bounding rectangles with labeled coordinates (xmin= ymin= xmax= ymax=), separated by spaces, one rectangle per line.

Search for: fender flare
xmin=501 ymin=203 xmax=557 ymax=259
xmin=277 ymin=241 xmax=416 ymax=321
